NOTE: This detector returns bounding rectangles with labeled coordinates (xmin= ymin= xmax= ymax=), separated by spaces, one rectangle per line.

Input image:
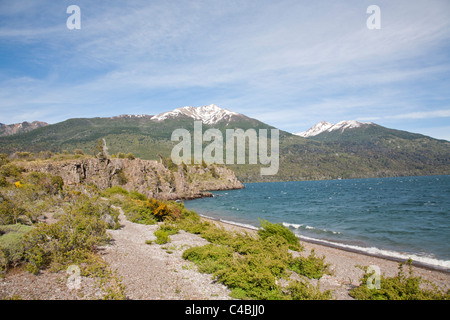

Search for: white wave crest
xmin=282 ymin=222 xmax=341 ymax=235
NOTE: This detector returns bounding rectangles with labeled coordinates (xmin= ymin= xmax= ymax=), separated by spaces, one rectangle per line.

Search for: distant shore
xmin=201 ymin=216 xmax=450 ymax=297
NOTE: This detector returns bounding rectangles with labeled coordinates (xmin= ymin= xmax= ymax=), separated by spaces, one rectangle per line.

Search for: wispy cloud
xmin=361 ymin=109 xmax=450 ymax=121
xmin=0 ymin=0 xmax=449 ymax=140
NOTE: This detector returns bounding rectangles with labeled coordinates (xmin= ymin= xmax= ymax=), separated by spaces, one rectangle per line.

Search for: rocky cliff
xmin=20 ymin=157 xmax=244 ymax=200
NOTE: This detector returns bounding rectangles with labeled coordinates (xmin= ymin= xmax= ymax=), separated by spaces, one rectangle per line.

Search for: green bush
xmin=0 ymin=195 xmax=15 ymax=225
xmin=215 ymin=256 xmax=283 ymax=300
xmin=350 ymin=259 xmax=450 ymax=300
xmin=109 ymin=193 xmax=174 ymax=224
xmin=0 ymin=224 xmax=33 ymax=273
xmin=0 ymin=176 xmax=9 ymax=187
xmin=182 ymin=244 xmax=234 ymax=274
xmin=158 ymin=222 xmax=179 ymax=235
xmin=175 ymin=214 xmax=210 ymax=234
xmin=289 ymin=249 xmax=331 ymax=279
xmin=0 ymin=154 xmax=10 ymax=167
xmin=0 ymin=163 xmax=25 ymax=179
xmin=114 ymin=169 xmax=128 ymax=185
xmin=24 ymin=172 xmax=64 ymax=195
xmin=285 ymin=279 xmax=332 ymax=300
xmin=258 ymin=219 xmax=303 ymax=251
xmin=102 ymin=186 xmax=129 ymax=197
xmin=129 ymin=190 xmax=147 ymax=201
xmin=154 ymin=229 xmax=170 ymax=245
xmin=122 ymin=201 xmax=156 ymax=225
xmin=180 ymin=217 xmax=329 ymax=300
xmin=73 ymin=149 xmax=84 ymax=155
xmin=22 ymin=197 xmax=112 ymax=274
xmin=0 ymin=193 xmax=28 ymax=225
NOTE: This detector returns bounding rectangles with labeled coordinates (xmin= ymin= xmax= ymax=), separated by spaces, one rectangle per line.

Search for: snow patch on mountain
xmin=151 ymin=104 xmax=239 ymax=125
xmin=294 ymin=120 xmax=373 ymax=137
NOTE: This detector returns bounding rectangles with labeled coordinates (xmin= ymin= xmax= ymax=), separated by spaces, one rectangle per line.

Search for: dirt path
xmin=101 ymin=207 xmax=231 ymax=300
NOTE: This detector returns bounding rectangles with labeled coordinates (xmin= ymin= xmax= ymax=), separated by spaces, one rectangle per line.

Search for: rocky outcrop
xmin=20 ymin=157 xmax=244 ymax=200
xmin=0 ymin=121 xmax=48 ymax=137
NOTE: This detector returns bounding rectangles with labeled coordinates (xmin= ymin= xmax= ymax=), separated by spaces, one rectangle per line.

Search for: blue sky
xmin=0 ymin=0 xmax=449 ymax=140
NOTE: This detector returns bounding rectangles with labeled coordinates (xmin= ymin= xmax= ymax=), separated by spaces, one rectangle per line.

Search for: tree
xmin=92 ymin=139 xmax=109 ymax=160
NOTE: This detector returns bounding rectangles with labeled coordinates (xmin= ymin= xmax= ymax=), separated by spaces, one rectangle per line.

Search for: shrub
xmin=215 ymin=256 xmax=283 ymax=300
xmin=289 ymin=249 xmax=331 ymax=279
xmin=123 ymin=202 xmax=156 ymax=225
xmin=70 ymin=196 xmax=120 ymax=229
xmin=158 ymin=222 xmax=179 ymax=235
xmin=0 ymin=193 xmax=27 ymax=225
xmin=182 ymin=244 xmax=234 ymax=274
xmin=24 ymin=172 xmax=64 ymax=195
xmin=0 ymin=154 xmax=10 ymax=167
xmin=0 ymin=176 xmax=9 ymax=187
xmin=258 ymin=219 xmax=303 ymax=251
xmin=73 ymin=149 xmax=84 ymax=155
xmin=22 ymin=198 xmax=111 ymax=274
xmin=114 ymin=169 xmax=128 ymax=185
xmin=349 ymin=259 xmax=450 ymax=300
xmin=179 ymin=215 xmax=332 ymax=300
xmin=201 ymin=225 xmax=234 ymax=245
xmin=0 ymin=164 xmax=25 ymax=179
xmin=175 ymin=214 xmax=210 ymax=234
xmin=154 ymin=229 xmax=170 ymax=245
xmin=102 ymin=186 xmax=129 ymax=197
xmin=146 ymin=199 xmax=171 ymax=221
xmin=129 ymin=190 xmax=146 ymax=201
xmin=285 ymin=279 xmax=332 ymax=300
xmin=115 ymin=195 xmax=175 ymax=224
xmin=0 ymin=224 xmax=33 ymax=273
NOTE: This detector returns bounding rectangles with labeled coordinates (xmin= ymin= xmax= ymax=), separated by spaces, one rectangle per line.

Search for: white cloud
xmin=364 ymin=109 xmax=450 ymax=121
xmin=0 ymin=0 xmax=449 ymax=141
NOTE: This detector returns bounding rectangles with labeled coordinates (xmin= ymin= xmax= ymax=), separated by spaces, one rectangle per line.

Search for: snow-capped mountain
xmin=151 ymin=104 xmax=240 ymax=125
xmin=294 ymin=120 xmax=374 ymax=138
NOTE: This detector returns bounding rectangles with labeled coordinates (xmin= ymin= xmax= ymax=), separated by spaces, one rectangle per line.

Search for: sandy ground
xmin=1 ymin=209 xmax=448 ymax=300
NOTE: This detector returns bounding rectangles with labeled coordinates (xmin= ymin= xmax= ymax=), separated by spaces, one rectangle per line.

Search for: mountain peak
xmin=294 ymin=120 xmax=373 ymax=137
xmin=0 ymin=120 xmax=48 ymax=137
xmin=151 ymin=104 xmax=240 ymax=125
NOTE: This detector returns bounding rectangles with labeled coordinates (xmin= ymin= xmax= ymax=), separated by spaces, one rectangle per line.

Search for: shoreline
xmin=200 ymin=216 xmax=450 ymax=295
xmin=200 ymin=215 xmax=450 ymax=273
xmin=2 ymin=209 xmax=448 ymax=300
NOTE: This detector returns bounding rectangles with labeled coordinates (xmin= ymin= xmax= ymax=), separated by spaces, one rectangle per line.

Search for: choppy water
xmin=185 ymin=175 xmax=450 ymax=270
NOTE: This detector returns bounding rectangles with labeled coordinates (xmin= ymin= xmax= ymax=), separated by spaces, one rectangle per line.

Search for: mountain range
xmin=0 ymin=121 xmax=48 ymax=137
xmin=0 ymin=105 xmax=449 ymax=182
xmin=294 ymin=120 xmax=374 ymax=138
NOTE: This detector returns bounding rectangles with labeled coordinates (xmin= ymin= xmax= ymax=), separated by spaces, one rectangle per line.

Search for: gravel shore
xmin=1 ymin=209 xmax=448 ymax=300
xmin=103 ymin=212 xmax=450 ymax=300
xmin=101 ymin=209 xmax=231 ymax=300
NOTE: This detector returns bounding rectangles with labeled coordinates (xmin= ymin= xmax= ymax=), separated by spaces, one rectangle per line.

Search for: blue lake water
xmin=185 ymin=175 xmax=450 ymax=270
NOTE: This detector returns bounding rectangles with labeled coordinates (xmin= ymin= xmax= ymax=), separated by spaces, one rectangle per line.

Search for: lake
xmin=185 ymin=175 xmax=450 ymax=270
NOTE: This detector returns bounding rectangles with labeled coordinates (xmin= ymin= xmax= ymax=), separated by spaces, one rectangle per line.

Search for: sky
xmin=0 ymin=0 xmax=449 ymax=140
